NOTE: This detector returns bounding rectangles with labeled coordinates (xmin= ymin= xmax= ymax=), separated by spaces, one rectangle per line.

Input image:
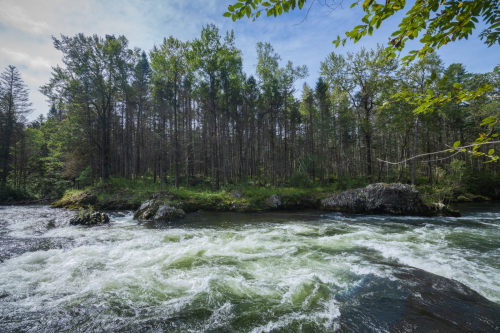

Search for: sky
xmin=0 ymin=0 xmax=498 ymax=120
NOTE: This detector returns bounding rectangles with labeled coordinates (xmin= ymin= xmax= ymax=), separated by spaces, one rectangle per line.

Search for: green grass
xmin=55 ymin=176 xmax=350 ymax=210
xmin=55 ymin=174 xmax=493 ymax=211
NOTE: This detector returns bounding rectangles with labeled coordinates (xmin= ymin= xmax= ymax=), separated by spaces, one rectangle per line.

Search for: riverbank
xmin=43 ymin=179 xmax=466 ymax=217
xmin=3 ymin=175 xmax=496 ymax=208
xmin=50 ymin=179 xmax=328 ymax=212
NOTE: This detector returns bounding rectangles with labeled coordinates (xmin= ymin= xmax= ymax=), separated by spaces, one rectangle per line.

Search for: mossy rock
xmin=51 ymin=192 xmax=97 ymax=209
xmin=134 ymin=199 xmax=185 ymax=221
xmin=321 ymin=183 xmax=461 ymax=217
xmin=70 ymin=212 xmax=109 ymax=226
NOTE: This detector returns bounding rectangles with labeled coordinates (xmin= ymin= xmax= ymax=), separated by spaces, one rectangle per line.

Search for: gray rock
xmin=321 ymin=183 xmax=460 ymax=217
xmin=134 ymin=199 xmax=186 ymax=221
xmin=70 ymin=212 xmax=110 ymax=226
xmin=264 ymin=195 xmax=281 ymax=209
xmin=154 ymin=205 xmax=185 ymax=220
xmin=231 ymin=190 xmax=242 ymax=198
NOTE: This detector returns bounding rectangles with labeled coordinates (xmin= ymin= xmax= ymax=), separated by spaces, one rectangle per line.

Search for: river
xmin=0 ymin=204 xmax=499 ymax=332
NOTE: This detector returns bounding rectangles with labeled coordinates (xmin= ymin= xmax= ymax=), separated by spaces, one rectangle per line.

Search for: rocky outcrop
xmin=51 ymin=192 xmax=97 ymax=209
xmin=264 ymin=194 xmax=281 ymax=209
xmin=321 ymin=183 xmax=460 ymax=217
xmin=134 ymin=199 xmax=185 ymax=221
xmin=69 ymin=212 xmax=109 ymax=226
xmin=231 ymin=190 xmax=242 ymax=198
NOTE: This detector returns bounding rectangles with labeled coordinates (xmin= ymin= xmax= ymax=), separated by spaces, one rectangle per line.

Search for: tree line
xmin=1 ymin=24 xmax=499 ymax=199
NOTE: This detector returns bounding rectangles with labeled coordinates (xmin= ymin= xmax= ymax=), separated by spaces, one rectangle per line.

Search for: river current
xmin=0 ymin=204 xmax=499 ymax=332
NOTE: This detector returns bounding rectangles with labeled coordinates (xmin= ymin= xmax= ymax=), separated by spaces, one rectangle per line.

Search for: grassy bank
xmin=50 ymin=175 xmax=496 ymax=213
xmin=52 ymin=176 xmax=364 ymax=211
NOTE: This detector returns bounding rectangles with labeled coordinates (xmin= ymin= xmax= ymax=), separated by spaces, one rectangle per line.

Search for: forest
xmin=0 ymin=23 xmax=499 ymax=203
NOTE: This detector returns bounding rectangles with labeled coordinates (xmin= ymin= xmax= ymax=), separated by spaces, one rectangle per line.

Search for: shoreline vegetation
xmin=29 ymin=177 xmax=484 ymax=217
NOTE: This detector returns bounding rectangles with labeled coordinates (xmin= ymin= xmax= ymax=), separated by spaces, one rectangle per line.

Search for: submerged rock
xmin=321 ymin=183 xmax=460 ymax=217
xmin=134 ymin=199 xmax=185 ymax=221
xmin=69 ymin=212 xmax=109 ymax=226
xmin=337 ymin=265 xmax=500 ymax=331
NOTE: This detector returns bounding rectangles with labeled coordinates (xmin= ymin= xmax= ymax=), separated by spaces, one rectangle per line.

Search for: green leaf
xmin=453 ymin=141 xmax=460 ymax=148
xmin=489 ymin=149 xmax=495 ymax=155
xmin=223 ymin=12 xmax=232 ymax=17
xmin=453 ymin=82 xmax=461 ymax=88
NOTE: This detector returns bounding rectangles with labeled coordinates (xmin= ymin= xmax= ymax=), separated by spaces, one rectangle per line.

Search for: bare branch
xmin=377 ymin=141 xmax=500 ymax=165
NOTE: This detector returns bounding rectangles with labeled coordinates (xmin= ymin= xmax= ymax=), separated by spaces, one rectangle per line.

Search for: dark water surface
xmin=0 ymin=203 xmax=499 ymax=332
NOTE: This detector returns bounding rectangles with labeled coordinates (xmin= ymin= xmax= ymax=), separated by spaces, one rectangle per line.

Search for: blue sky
xmin=0 ymin=0 xmax=498 ymax=120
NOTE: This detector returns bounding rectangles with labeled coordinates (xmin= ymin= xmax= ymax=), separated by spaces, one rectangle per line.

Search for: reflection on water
xmin=0 ymin=203 xmax=499 ymax=332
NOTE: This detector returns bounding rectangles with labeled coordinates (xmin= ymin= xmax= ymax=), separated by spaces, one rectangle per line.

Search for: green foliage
xmin=0 ymin=184 xmax=28 ymax=202
xmin=225 ymin=0 xmax=307 ymax=21
xmin=225 ymin=1 xmax=500 ymax=61
xmin=447 ymin=160 xmax=467 ymax=189
xmin=76 ymin=167 xmax=93 ymax=188
xmin=77 ymin=204 xmax=94 ymax=218
xmin=289 ymin=172 xmax=311 ymax=187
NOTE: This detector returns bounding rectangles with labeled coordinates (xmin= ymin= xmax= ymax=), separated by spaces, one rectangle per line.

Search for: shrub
xmin=0 ymin=184 xmax=28 ymax=202
xmin=76 ymin=166 xmax=93 ymax=188
xmin=289 ymin=172 xmax=311 ymax=188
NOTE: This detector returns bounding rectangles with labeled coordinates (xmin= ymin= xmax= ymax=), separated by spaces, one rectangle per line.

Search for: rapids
xmin=0 ymin=204 xmax=499 ymax=332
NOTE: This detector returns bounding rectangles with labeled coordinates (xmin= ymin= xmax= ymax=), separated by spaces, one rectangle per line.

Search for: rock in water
xmin=134 ymin=199 xmax=185 ymax=221
xmin=154 ymin=205 xmax=186 ymax=220
xmin=321 ymin=183 xmax=460 ymax=217
xmin=69 ymin=212 xmax=110 ymax=226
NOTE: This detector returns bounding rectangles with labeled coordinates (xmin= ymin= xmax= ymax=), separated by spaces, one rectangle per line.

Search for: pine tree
xmin=0 ymin=65 xmax=32 ymax=183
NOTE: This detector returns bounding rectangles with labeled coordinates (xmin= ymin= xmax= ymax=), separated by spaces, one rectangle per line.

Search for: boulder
xmin=134 ymin=199 xmax=185 ymax=221
xmin=69 ymin=212 xmax=109 ymax=226
xmin=321 ymin=183 xmax=460 ymax=217
xmin=264 ymin=195 xmax=281 ymax=209
xmin=154 ymin=205 xmax=185 ymax=220
xmin=231 ymin=190 xmax=242 ymax=198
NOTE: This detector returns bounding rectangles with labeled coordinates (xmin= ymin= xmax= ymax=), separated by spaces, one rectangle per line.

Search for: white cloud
xmin=0 ymin=1 xmax=49 ymax=34
xmin=0 ymin=48 xmax=51 ymax=69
